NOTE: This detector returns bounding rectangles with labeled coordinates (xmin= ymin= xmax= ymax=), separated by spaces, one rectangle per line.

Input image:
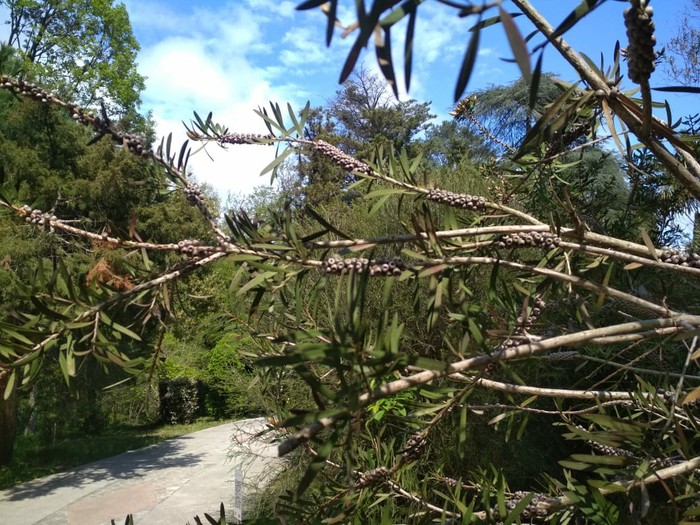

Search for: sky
xmin=2 ymin=1 xmax=699 ymax=201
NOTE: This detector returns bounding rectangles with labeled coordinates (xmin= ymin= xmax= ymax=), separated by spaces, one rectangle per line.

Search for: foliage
xmin=3 ymin=0 xmax=700 ymax=523
xmin=1 ymin=0 xmax=145 ymax=114
xmin=158 ymin=377 xmax=206 ymax=425
xmin=665 ymin=0 xmax=700 ymax=84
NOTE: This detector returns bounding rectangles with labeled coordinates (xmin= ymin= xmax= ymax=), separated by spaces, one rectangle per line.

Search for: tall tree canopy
xmin=1 ymin=0 xmax=145 ymax=114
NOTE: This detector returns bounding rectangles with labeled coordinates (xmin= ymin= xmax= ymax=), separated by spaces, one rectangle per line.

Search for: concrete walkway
xmin=0 ymin=419 xmax=281 ymax=525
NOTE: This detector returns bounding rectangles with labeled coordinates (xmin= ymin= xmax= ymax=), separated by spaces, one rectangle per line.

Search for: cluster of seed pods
xmin=321 ymin=257 xmax=406 ymax=277
xmin=659 ymin=248 xmax=700 ymax=268
xmin=496 ymin=231 xmax=561 ymax=249
xmin=176 ymin=239 xmax=211 ymax=257
xmin=491 ymin=492 xmax=551 ymax=521
xmin=21 ymin=205 xmax=56 ymax=232
xmin=426 ymin=188 xmax=486 ymax=211
xmin=624 ymin=2 xmax=657 ymax=83
xmin=401 ymin=432 xmax=427 ymax=462
xmin=313 ymin=140 xmax=373 ymax=174
xmin=220 ymin=132 xmax=274 ymax=145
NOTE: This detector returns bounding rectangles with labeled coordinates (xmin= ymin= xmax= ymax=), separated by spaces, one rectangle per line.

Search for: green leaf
xmin=260 ymin=147 xmax=293 ymax=177
xmin=368 ymin=193 xmax=394 ymax=218
xmin=108 ymin=321 xmax=142 ymax=341
xmin=237 ymin=271 xmax=277 ymax=296
xmin=499 ymin=7 xmax=531 ymax=82
xmin=3 ymin=370 xmax=16 ymax=400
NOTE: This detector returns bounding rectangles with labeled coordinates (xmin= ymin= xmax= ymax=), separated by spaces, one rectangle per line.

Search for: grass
xmin=0 ymin=417 xmax=225 ymax=490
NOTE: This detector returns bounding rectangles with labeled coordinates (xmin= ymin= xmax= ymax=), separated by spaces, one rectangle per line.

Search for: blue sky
xmin=3 ymin=1 xmax=698 ymax=200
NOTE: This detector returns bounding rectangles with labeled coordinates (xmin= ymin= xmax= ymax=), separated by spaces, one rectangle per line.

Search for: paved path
xmin=0 ymin=419 xmax=280 ymax=525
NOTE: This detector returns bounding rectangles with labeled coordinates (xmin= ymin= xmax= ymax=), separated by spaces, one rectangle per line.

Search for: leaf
xmin=325 ymin=0 xmax=337 ymax=46
xmin=260 ymin=147 xmax=293 ymax=177
xmin=623 ymin=262 xmax=644 ymax=270
xmin=550 ymin=0 xmax=603 ymax=41
xmin=639 ymin=229 xmax=659 ymax=261
xmin=287 ymin=103 xmax=301 ymax=135
xmin=529 ymin=51 xmax=544 ymax=111
xmin=499 ymin=7 xmax=531 ymax=82
xmin=380 ymin=0 xmax=423 ymax=28
xmin=682 ymin=387 xmax=700 ymax=406
xmin=404 ymin=8 xmax=416 ymax=93
xmin=505 ymin=493 xmax=534 ymax=525
xmin=514 ymin=82 xmax=580 ymax=159
xmin=468 ymin=12 xmax=523 ymax=32
xmin=340 ymin=28 xmax=369 ymax=84
xmin=296 ymin=0 xmax=326 ymax=9
xmin=374 ymin=26 xmax=398 ymax=97
xmin=652 ymin=86 xmax=700 ymax=94
xmin=454 ymin=21 xmax=481 ymax=102
xmin=108 ymin=321 xmax=142 ymax=341
xmin=237 ymin=271 xmax=277 ymax=296
xmin=3 ymin=370 xmax=16 ymax=400
xmin=600 ymin=98 xmax=625 ymax=158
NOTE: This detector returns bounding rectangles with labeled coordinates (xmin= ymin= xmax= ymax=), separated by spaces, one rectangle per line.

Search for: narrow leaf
xmin=454 ymin=22 xmax=481 ymax=102
xmin=499 ymin=7 xmax=531 ymax=82
xmin=3 ymin=370 xmax=15 ymax=400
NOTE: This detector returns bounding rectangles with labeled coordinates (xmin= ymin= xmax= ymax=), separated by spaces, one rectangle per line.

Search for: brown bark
xmin=0 ymin=370 xmax=19 ymax=466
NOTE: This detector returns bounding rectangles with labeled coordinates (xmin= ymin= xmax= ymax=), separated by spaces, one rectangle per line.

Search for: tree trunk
xmin=0 ymin=371 xmax=19 ymax=466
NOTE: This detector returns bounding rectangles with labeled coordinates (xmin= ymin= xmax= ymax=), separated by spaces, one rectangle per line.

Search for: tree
xmin=3 ymin=0 xmax=700 ymax=522
xmin=1 ymin=0 xmax=145 ymax=115
xmin=0 ymin=42 xmax=200 ymax=465
xmin=665 ymin=0 xmax=700 ymax=84
xmin=296 ymin=68 xmax=434 ymax=205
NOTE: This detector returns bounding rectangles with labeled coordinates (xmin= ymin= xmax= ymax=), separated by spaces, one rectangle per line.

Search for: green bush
xmin=158 ymin=378 xmax=206 ymax=424
xmin=205 ymin=333 xmax=253 ymax=418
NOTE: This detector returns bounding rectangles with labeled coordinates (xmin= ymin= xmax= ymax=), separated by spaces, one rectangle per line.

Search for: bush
xmin=158 ymin=378 xmax=206 ymax=424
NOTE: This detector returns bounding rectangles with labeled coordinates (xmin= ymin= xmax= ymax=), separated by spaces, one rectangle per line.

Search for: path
xmin=0 ymin=418 xmax=280 ymax=525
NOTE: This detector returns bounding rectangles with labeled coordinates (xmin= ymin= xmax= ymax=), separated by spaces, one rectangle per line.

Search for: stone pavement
xmin=0 ymin=419 xmax=281 ymax=525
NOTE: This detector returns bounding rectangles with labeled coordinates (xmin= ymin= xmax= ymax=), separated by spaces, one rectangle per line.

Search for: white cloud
xmin=126 ymin=1 xmax=317 ymax=200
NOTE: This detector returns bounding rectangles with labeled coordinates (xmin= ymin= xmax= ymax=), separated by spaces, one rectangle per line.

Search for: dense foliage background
xmin=2 ymin=1 xmax=700 ymax=523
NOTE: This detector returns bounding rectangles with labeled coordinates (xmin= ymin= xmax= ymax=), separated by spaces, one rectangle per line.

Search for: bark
xmin=0 ymin=371 xmax=19 ymax=466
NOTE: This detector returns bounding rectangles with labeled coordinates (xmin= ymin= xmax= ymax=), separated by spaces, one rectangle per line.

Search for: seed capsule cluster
xmin=624 ymin=2 xmax=657 ymax=83
xmin=1 ymin=76 xmax=55 ymax=104
xmin=176 ymin=239 xmax=211 ymax=257
xmin=517 ymin=297 xmax=546 ymax=328
xmin=356 ymin=466 xmax=390 ymax=487
xmin=590 ymin=441 xmax=636 ymax=458
xmin=544 ymin=350 xmax=579 ymax=361
xmin=183 ymin=184 xmax=214 ymax=220
xmin=321 ymin=257 xmax=406 ymax=277
xmin=660 ymin=248 xmax=700 ymax=268
xmin=489 ymin=298 xmax=546 ymax=375
xmin=573 ymin=424 xmax=635 ymax=457
xmin=220 ymin=132 xmax=274 ymax=145
xmin=21 ymin=205 xmax=56 ymax=231
xmin=314 ymin=140 xmax=372 ymax=174
xmin=491 ymin=492 xmax=550 ymax=521
xmin=426 ymin=189 xmax=486 ymax=210
xmin=401 ymin=432 xmax=426 ymax=462
xmin=497 ymin=232 xmax=561 ymax=249
xmin=0 ymin=76 xmax=152 ymax=158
